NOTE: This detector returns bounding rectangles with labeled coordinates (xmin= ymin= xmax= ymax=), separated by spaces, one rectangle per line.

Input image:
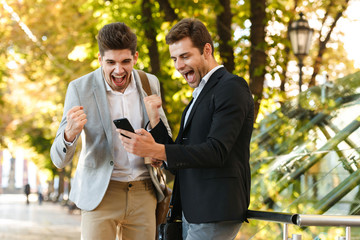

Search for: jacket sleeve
xmin=50 ymin=81 xmax=80 ymax=169
xmin=150 ymin=119 xmax=174 ymax=144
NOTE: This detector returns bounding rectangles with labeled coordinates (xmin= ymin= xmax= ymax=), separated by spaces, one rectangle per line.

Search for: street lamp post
xmin=288 ymin=12 xmax=314 ymax=93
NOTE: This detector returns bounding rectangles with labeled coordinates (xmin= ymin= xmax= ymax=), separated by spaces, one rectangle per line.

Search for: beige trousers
xmin=81 ymin=179 xmax=157 ymax=240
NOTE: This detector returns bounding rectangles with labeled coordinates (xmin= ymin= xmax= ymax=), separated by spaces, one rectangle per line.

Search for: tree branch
xmin=309 ymin=0 xmax=349 ymax=87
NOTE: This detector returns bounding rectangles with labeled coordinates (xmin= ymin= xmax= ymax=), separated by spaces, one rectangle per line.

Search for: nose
xmin=114 ymin=63 xmax=124 ymax=74
xmin=175 ymin=58 xmax=185 ymax=71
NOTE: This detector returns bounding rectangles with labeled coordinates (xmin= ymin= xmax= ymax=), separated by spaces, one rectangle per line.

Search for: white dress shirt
xmin=105 ymin=72 xmax=149 ymax=181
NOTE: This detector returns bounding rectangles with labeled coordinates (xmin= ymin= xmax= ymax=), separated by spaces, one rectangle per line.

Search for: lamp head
xmin=289 ymin=12 xmax=314 ymax=60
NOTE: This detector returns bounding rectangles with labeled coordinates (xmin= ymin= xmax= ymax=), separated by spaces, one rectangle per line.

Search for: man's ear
xmin=133 ymin=51 xmax=139 ymax=65
xmin=98 ymin=53 xmax=103 ymax=66
xmin=203 ymin=43 xmax=213 ymax=58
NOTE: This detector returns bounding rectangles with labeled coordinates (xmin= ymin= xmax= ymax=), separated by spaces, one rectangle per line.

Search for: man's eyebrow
xmin=171 ymin=52 xmax=189 ymax=59
xmin=104 ymin=58 xmax=132 ymax=62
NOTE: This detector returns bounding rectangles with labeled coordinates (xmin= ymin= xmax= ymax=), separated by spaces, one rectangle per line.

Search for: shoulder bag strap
xmin=137 ymin=69 xmax=152 ymax=96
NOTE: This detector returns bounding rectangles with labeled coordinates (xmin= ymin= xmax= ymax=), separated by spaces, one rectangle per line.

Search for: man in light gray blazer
xmin=50 ymin=22 xmax=171 ymax=240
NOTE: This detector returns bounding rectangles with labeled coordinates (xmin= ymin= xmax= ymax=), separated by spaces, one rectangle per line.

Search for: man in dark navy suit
xmin=120 ymin=18 xmax=254 ymax=240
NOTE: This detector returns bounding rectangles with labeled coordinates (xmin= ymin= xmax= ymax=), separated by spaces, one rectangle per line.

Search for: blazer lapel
xmin=92 ymin=67 xmax=114 ymax=158
xmin=176 ymin=98 xmax=193 ymax=141
xmin=183 ymin=67 xmax=226 ymax=130
xmin=91 ymin=69 xmax=150 ymax=159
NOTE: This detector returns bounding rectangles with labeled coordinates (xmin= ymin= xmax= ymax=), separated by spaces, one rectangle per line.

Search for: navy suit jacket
xmin=156 ymin=67 xmax=254 ymax=223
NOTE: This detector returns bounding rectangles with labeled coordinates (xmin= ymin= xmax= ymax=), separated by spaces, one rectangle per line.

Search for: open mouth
xmin=184 ymin=70 xmax=195 ymax=83
xmin=112 ymin=74 xmax=126 ymax=86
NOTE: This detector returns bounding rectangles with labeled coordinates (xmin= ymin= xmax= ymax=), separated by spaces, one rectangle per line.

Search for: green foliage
xmin=1 ymin=1 xmax=359 ymax=237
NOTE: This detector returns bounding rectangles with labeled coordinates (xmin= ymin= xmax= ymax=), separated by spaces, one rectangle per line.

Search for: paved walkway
xmin=0 ymin=194 xmax=81 ymax=240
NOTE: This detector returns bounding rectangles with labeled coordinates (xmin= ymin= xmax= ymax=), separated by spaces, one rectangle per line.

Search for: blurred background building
xmin=0 ymin=149 xmax=46 ymax=194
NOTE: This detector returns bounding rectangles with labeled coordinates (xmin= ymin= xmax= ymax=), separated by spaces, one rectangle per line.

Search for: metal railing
xmin=247 ymin=210 xmax=360 ymax=240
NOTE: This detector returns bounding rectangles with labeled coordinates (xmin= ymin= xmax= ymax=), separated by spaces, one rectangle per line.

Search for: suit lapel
xmin=183 ymin=67 xmax=226 ymax=131
xmin=176 ymin=98 xmax=193 ymax=141
xmin=92 ymin=67 xmax=114 ymax=158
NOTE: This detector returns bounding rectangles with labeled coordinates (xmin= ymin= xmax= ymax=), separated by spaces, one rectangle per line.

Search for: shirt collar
xmin=192 ymin=65 xmax=223 ymax=99
xmin=202 ymin=65 xmax=223 ymax=83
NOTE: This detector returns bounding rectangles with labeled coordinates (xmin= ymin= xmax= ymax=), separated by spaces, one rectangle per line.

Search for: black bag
xmin=158 ymin=221 xmax=182 ymax=240
xmin=158 ymin=185 xmax=182 ymax=240
xmin=155 ymin=167 xmax=172 ymax=239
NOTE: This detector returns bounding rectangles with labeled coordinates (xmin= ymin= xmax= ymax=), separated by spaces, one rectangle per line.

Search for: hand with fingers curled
xmin=64 ymin=106 xmax=87 ymax=142
xmin=118 ymin=128 xmax=155 ymax=157
xmin=150 ymin=158 xmax=164 ymax=168
xmin=144 ymin=95 xmax=162 ymax=128
xmin=118 ymin=128 xmax=167 ymax=161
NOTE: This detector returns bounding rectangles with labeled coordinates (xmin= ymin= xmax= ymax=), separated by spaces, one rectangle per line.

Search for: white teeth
xmin=112 ymin=74 xmax=126 ymax=78
xmin=113 ymin=75 xmax=125 ymax=79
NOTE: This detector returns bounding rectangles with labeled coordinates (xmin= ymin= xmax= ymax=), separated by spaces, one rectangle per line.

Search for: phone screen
xmin=113 ymin=118 xmax=134 ymax=138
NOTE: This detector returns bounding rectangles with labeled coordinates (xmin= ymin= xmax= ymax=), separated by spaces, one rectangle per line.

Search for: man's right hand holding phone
xmin=119 ymin=128 xmax=167 ymax=162
xmin=64 ymin=106 xmax=87 ymax=142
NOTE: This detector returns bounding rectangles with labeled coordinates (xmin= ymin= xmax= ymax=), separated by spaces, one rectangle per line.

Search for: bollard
xmin=292 ymin=234 xmax=302 ymax=240
xmin=346 ymin=226 xmax=351 ymax=240
xmin=283 ymin=223 xmax=289 ymax=240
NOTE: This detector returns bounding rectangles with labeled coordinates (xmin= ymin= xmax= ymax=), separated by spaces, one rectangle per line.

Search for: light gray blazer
xmin=50 ymin=67 xmax=171 ymax=211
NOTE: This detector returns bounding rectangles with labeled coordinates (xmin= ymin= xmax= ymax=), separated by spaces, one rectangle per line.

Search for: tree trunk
xmin=249 ymin=0 xmax=267 ymax=121
xmin=309 ymin=0 xmax=349 ymax=87
xmin=57 ymin=169 xmax=65 ymax=201
xmin=141 ymin=0 xmax=169 ymax=115
xmin=216 ymin=0 xmax=235 ymax=73
xmin=157 ymin=0 xmax=178 ymax=22
xmin=141 ymin=0 xmax=161 ymax=75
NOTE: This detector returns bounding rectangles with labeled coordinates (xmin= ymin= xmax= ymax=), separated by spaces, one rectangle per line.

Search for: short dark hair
xmin=165 ymin=18 xmax=214 ymax=55
xmin=97 ymin=22 xmax=137 ymax=56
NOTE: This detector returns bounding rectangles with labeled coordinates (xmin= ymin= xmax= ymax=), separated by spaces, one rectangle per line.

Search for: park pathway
xmin=0 ymin=194 xmax=80 ymax=240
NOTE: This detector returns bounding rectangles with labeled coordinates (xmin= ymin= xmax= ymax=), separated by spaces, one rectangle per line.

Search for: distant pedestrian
xmin=24 ymin=183 xmax=30 ymax=205
xmin=38 ymin=185 xmax=43 ymax=205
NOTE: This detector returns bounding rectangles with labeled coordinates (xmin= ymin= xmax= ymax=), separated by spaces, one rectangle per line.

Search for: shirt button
xmin=128 ymin=183 xmax=133 ymax=188
xmin=63 ymin=148 xmax=66 ymax=153
xmin=110 ymin=161 xmax=114 ymax=166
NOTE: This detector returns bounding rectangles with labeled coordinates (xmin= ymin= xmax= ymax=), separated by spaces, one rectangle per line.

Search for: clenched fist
xmin=64 ymin=106 xmax=87 ymax=142
xmin=144 ymin=95 xmax=162 ymax=128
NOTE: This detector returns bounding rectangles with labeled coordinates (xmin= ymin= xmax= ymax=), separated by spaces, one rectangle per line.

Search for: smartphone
xmin=113 ymin=118 xmax=135 ymax=138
